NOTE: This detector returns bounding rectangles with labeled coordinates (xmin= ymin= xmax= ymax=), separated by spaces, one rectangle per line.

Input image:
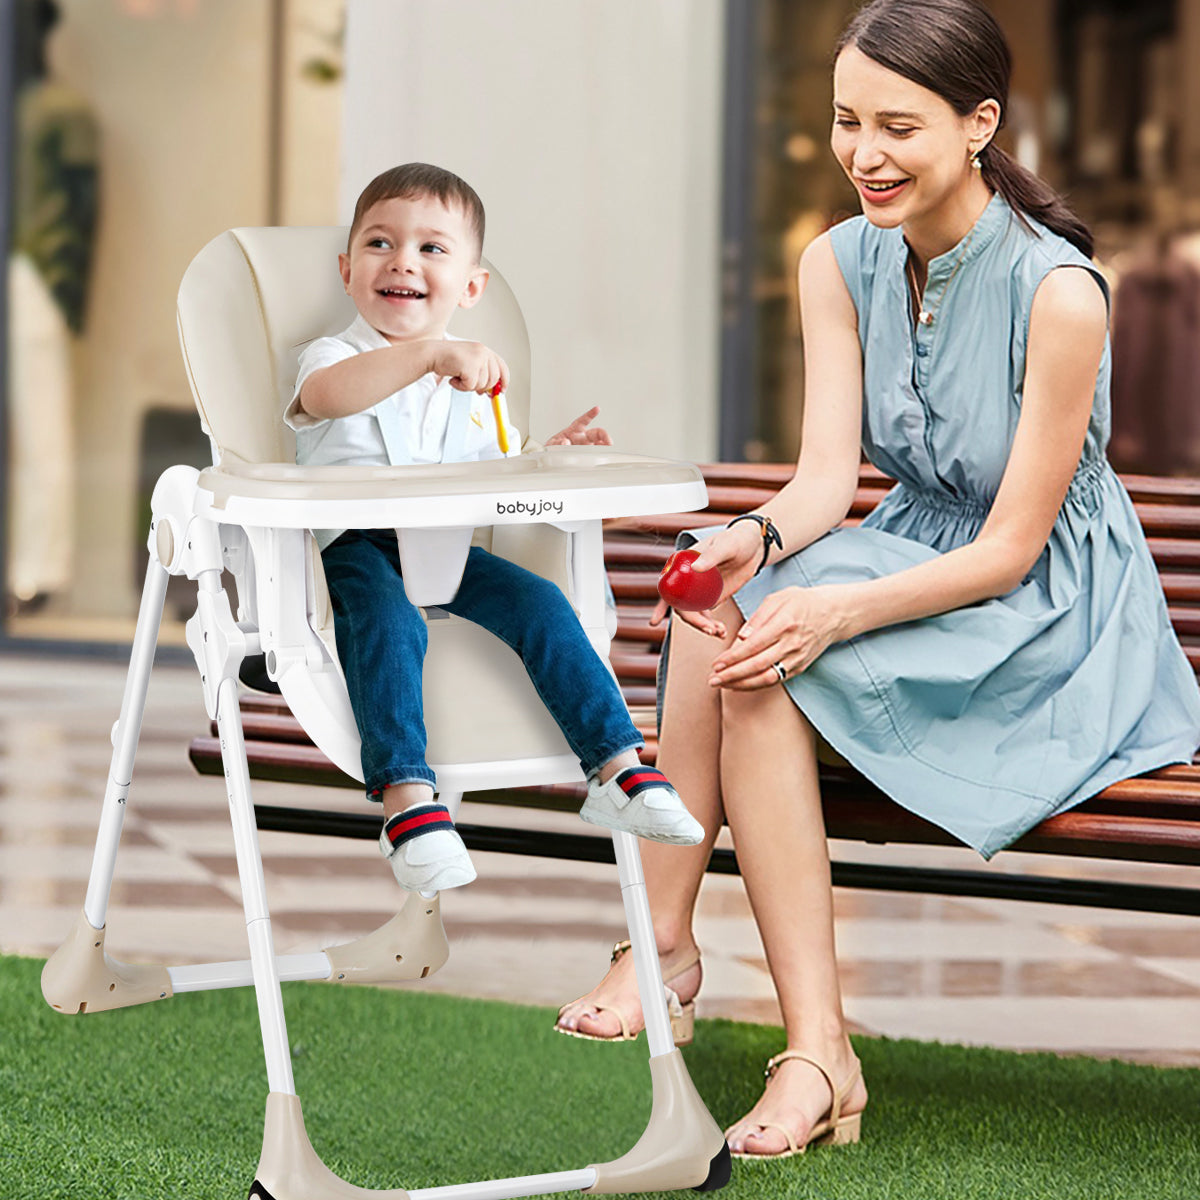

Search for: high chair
xmin=41 ymin=226 xmax=730 ymax=1198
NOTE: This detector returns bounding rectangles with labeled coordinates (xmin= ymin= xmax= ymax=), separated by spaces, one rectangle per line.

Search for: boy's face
xmin=339 ymin=193 xmax=487 ymax=344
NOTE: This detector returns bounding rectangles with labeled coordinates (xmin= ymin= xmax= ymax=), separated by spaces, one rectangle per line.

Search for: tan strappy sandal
xmin=554 ymin=939 xmax=700 ymax=1046
xmin=728 ymin=1051 xmax=863 ymax=1160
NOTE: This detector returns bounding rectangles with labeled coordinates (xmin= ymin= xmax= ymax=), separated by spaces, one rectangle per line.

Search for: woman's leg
xmin=718 ymin=681 xmax=867 ymax=1154
xmin=557 ymin=602 xmax=740 ymax=1037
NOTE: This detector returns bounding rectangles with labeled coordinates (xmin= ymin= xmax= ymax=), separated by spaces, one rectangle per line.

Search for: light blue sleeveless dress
xmin=688 ymin=194 xmax=1200 ymax=858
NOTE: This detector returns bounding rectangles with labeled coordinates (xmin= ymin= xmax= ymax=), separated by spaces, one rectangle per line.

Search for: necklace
xmin=906 ymin=229 xmax=975 ymax=327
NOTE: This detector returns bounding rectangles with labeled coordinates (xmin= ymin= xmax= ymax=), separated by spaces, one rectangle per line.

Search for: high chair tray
xmin=195 ymin=446 xmax=707 ymax=529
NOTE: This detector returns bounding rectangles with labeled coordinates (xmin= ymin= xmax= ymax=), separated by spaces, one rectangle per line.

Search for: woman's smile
xmin=856 ymin=177 xmax=911 ymax=204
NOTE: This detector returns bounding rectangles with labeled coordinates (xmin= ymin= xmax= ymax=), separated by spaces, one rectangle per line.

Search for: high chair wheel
xmin=692 ymin=1142 xmax=732 ymax=1192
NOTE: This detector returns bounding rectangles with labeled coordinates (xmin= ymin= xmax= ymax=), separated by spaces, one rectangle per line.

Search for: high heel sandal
xmin=554 ymin=939 xmax=700 ymax=1046
xmin=728 ymin=1051 xmax=863 ymax=1160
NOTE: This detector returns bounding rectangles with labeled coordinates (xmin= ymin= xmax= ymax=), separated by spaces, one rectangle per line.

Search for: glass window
xmin=727 ymin=0 xmax=1199 ymax=477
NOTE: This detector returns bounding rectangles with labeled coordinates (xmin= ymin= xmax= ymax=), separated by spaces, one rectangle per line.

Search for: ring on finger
xmin=771 ymin=661 xmax=788 ymax=684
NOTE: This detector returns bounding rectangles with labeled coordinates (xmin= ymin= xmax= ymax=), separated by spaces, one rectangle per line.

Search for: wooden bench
xmin=190 ymin=463 xmax=1200 ymax=916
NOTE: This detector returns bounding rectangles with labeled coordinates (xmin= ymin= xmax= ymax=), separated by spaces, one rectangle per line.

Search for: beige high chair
xmin=41 ymin=226 xmax=730 ymax=1198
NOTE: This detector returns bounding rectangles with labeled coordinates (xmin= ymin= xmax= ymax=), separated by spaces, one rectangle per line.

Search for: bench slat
xmin=701 ymin=484 xmax=892 ymax=519
xmin=1161 ymin=574 xmax=1200 ymax=604
xmin=1149 ymin=539 xmax=1200 ymax=571
xmin=1097 ymin=474 xmax=1200 ymax=504
xmin=1169 ymin=608 xmax=1200 ymax=637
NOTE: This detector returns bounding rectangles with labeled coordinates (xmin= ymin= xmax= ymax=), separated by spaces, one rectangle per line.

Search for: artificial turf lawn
xmin=3 ymin=953 xmax=1199 ymax=1199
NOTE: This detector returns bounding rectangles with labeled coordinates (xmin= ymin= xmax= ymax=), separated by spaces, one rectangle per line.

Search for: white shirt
xmin=285 ymin=315 xmax=521 ymax=549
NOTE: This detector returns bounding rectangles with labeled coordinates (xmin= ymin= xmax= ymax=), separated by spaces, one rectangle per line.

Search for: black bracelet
xmin=726 ymin=513 xmax=784 ymax=575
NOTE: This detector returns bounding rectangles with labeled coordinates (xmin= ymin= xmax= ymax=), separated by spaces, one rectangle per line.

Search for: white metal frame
xmin=45 ymin=453 xmax=729 ymax=1198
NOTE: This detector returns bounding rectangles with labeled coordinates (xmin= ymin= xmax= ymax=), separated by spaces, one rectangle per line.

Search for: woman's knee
xmin=668 ymin=600 xmax=742 ymax=666
xmin=719 ymin=681 xmax=814 ymax=745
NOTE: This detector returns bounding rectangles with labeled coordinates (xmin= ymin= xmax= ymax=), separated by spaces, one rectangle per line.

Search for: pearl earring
xmin=970 ymin=146 xmax=984 ymax=171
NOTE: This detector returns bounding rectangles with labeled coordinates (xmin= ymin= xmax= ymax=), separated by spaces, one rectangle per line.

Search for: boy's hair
xmin=348 ymin=163 xmax=485 ymax=259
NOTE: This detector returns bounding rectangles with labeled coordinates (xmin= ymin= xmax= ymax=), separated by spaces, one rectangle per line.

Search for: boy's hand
xmin=546 ymin=406 xmax=612 ymax=447
xmin=429 ymin=341 xmax=509 ymax=396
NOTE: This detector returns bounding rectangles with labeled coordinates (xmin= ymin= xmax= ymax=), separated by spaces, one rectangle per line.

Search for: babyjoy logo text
xmin=496 ymin=498 xmax=564 ymax=517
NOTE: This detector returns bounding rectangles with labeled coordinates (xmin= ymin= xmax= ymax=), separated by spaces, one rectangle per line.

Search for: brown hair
xmin=836 ymin=0 xmax=1093 ymax=257
xmin=348 ymin=163 xmax=486 ymax=259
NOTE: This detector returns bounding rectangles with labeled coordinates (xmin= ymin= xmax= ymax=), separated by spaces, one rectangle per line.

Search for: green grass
xmin=4 ymin=954 xmax=1200 ymax=1199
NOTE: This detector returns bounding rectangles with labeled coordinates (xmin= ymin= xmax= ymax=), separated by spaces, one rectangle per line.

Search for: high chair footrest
xmin=254 ymin=1094 xmax=412 ymax=1198
xmin=42 ymin=911 xmax=172 ymax=1014
xmin=585 ymin=1050 xmax=727 ymax=1193
xmin=322 ymin=894 xmax=450 ymax=984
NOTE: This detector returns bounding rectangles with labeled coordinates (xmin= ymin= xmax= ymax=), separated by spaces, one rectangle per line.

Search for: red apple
xmin=657 ymin=548 xmax=723 ymax=611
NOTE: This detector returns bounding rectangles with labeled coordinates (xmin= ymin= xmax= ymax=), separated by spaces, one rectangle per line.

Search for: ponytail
xmin=979 ymin=144 xmax=1093 ymax=259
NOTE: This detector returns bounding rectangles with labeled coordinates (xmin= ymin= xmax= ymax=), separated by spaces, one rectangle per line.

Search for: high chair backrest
xmin=176 ymin=226 xmax=532 ymax=466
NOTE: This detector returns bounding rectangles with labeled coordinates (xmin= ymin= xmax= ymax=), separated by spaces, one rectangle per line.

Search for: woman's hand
xmin=649 ymin=521 xmax=766 ymax=639
xmin=706 ymin=584 xmax=849 ymax=689
xmin=546 ymin=406 xmax=612 ymax=446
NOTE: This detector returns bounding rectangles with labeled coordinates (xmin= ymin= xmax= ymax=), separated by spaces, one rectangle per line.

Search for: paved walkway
xmin=5 ymin=653 xmax=1199 ymax=1065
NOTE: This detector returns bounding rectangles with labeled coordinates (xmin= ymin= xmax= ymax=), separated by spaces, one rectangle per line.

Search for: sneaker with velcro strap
xmin=379 ymin=802 xmax=477 ymax=892
xmin=579 ymin=767 xmax=704 ymax=845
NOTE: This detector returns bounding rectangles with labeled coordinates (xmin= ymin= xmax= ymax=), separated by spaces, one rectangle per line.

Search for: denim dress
xmin=706 ymin=195 xmax=1200 ymax=858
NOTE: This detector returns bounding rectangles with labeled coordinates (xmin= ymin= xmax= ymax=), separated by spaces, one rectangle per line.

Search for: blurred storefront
xmin=2 ymin=0 xmax=1197 ymax=650
xmin=727 ymin=0 xmax=1200 ymax=467
xmin=2 ymin=0 xmax=344 ymax=646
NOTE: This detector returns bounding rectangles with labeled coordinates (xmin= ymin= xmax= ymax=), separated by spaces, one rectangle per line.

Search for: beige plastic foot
xmin=585 ymin=1049 xmax=727 ymax=1193
xmin=250 ymin=1092 xmax=410 ymax=1199
xmin=41 ymin=910 xmax=172 ymax=1015
xmin=322 ymin=894 xmax=449 ymax=985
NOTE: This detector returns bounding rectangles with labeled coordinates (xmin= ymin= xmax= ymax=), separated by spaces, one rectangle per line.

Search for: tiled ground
xmin=4 ymin=653 xmax=1200 ymax=1066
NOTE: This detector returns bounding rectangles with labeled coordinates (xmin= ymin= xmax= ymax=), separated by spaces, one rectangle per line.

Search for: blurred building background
xmin=2 ymin=0 xmax=1198 ymax=650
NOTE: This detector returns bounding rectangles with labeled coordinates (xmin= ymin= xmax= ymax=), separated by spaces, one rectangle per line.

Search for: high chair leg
xmin=42 ymin=558 xmax=174 ymax=1015
xmin=580 ymin=831 xmax=729 ymax=1194
xmin=438 ymin=790 xmax=463 ymax=820
xmin=610 ymin=831 xmax=675 ymax=1059
xmin=212 ymin=664 xmax=296 ymax=1097
xmin=85 ymin=557 xmax=170 ymax=929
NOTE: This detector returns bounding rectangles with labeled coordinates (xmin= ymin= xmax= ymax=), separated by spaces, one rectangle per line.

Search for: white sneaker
xmin=379 ymin=803 xmax=476 ymax=892
xmin=579 ymin=767 xmax=704 ymax=845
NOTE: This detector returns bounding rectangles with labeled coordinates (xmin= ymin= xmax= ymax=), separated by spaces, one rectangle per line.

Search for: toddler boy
xmin=285 ymin=163 xmax=703 ymax=893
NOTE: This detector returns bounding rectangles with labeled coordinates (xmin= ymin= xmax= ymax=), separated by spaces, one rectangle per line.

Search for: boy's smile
xmin=339 ymin=193 xmax=487 ymax=345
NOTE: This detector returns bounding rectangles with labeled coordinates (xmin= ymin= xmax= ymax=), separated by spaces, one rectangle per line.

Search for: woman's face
xmin=831 ymin=45 xmax=992 ymax=233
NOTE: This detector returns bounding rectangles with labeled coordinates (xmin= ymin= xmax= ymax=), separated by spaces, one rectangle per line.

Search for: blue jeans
xmin=321 ymin=530 xmax=643 ymax=798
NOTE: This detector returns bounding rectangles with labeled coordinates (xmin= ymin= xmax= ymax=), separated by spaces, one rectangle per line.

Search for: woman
xmin=556 ymin=0 xmax=1200 ymax=1160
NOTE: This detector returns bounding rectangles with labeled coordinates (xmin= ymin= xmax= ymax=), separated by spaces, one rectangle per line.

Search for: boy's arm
xmin=297 ymin=339 xmax=510 ymax=422
xmin=297 ymin=341 xmax=439 ymax=421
